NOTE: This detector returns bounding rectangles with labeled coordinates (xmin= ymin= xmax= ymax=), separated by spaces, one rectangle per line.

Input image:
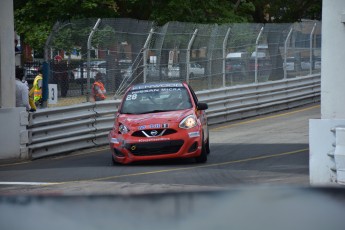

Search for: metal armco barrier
xmin=28 ymin=101 xmax=120 ymax=159
xmin=333 ymin=127 xmax=345 ymax=184
xmin=198 ymin=74 xmax=320 ymax=125
xmin=27 ymin=74 xmax=320 ymax=159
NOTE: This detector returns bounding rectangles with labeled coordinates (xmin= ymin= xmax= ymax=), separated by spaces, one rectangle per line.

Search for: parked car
xmin=23 ymin=62 xmax=41 ymax=84
xmin=167 ymin=64 xmax=180 ymax=78
xmin=224 ymin=52 xmax=248 ymax=81
xmin=314 ymin=58 xmax=321 ymax=69
xmin=108 ymin=82 xmax=209 ymax=164
xmin=283 ymin=57 xmax=296 ymax=71
xmin=248 ymin=52 xmax=272 ymax=78
xmin=146 ymin=64 xmax=167 ymax=79
xmin=301 ymin=57 xmax=321 ymax=70
xmin=72 ymin=60 xmax=106 ymax=83
xmin=167 ymin=63 xmax=205 ymax=78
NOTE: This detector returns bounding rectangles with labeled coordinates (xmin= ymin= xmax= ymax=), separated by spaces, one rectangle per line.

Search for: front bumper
xmin=109 ymin=130 xmax=202 ymax=164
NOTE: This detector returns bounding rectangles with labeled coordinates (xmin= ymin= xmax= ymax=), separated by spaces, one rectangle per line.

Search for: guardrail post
xmin=87 ymin=18 xmax=101 ymax=102
xmin=222 ymin=27 xmax=231 ymax=88
xmin=41 ymin=62 xmax=50 ymax=107
xmin=334 ymin=127 xmax=345 ymax=184
xmin=186 ymin=29 xmax=198 ymax=84
xmin=284 ymin=27 xmax=293 ymax=79
xmin=143 ymin=28 xmax=154 ymax=83
xmin=255 ymin=27 xmax=264 ymax=84
xmin=309 ymin=23 xmax=317 ymax=75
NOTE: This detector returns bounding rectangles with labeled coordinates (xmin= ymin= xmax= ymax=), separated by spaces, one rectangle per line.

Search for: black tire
xmin=205 ymin=137 xmax=210 ymax=154
xmin=111 ymin=155 xmax=118 ymax=166
xmin=195 ymin=136 xmax=208 ymax=163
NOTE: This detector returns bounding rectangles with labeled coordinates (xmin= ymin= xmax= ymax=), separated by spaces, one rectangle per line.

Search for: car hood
xmin=118 ymin=109 xmax=193 ymax=127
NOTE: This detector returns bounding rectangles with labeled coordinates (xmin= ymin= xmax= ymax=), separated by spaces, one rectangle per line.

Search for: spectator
xmin=15 ymin=66 xmax=31 ymax=111
xmin=14 ymin=39 xmax=20 ymax=53
xmin=53 ymin=59 xmax=69 ymax=97
xmin=91 ymin=72 xmax=106 ymax=101
xmin=29 ymin=68 xmax=43 ymax=111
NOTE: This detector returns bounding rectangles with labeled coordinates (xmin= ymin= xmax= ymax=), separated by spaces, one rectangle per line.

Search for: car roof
xmin=130 ymin=82 xmax=186 ymax=91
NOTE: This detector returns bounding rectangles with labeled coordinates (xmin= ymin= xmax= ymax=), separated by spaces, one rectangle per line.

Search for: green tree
xmin=251 ymin=0 xmax=322 ymax=23
xmin=14 ymin=0 xmax=321 ymax=55
xmin=14 ymin=0 xmax=119 ymax=52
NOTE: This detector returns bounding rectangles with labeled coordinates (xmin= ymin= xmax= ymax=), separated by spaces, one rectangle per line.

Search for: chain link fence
xmin=41 ymin=18 xmax=321 ymax=107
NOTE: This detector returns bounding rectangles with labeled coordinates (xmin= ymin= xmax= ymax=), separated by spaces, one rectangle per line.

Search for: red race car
xmin=108 ymin=82 xmax=209 ymax=164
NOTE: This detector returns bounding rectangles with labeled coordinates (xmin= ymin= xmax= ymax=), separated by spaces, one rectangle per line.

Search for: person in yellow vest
xmin=91 ymin=72 xmax=106 ymax=101
xmin=29 ymin=68 xmax=43 ymax=111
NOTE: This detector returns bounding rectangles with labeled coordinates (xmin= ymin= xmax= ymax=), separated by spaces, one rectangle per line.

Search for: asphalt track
xmin=0 ymin=103 xmax=320 ymax=195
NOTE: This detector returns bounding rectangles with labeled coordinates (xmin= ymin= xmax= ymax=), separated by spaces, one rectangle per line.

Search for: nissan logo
xmin=150 ymin=130 xmax=158 ymax=136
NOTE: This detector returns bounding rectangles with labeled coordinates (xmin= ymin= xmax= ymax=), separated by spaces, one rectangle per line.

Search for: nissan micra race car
xmin=108 ymin=82 xmax=209 ymax=164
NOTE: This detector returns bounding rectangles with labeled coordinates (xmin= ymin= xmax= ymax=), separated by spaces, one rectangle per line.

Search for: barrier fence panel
xmin=27 ymin=74 xmax=320 ymax=159
xmin=36 ymin=19 xmax=320 ymax=108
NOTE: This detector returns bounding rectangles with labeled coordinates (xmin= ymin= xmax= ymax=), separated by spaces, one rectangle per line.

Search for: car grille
xmin=125 ymin=140 xmax=184 ymax=156
xmin=132 ymin=129 xmax=177 ymax=137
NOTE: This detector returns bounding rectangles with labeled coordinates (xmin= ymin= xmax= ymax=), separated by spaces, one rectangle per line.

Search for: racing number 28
xmin=126 ymin=94 xmax=137 ymax=101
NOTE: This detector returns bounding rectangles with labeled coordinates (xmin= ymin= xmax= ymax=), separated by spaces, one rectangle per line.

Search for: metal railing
xmin=43 ymin=19 xmax=321 ymax=106
xmin=27 ymin=74 xmax=320 ymax=159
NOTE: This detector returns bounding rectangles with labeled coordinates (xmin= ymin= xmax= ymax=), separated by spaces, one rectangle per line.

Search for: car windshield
xmin=121 ymin=87 xmax=192 ymax=114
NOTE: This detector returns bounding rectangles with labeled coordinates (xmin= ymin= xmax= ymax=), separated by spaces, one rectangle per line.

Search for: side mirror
xmin=197 ymin=102 xmax=208 ymax=110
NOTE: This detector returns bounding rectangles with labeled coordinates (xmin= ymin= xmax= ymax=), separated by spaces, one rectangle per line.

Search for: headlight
xmin=119 ymin=124 xmax=130 ymax=134
xmin=179 ymin=115 xmax=197 ymax=129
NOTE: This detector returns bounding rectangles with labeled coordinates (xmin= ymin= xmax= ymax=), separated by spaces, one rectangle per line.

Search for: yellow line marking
xmin=40 ymin=148 xmax=308 ymax=186
xmin=211 ymin=104 xmax=320 ymax=131
xmin=51 ymin=146 xmax=109 ymax=160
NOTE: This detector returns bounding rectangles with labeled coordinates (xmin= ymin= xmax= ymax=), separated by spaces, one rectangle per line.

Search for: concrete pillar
xmin=321 ymin=0 xmax=345 ymax=118
xmin=309 ymin=0 xmax=345 ymax=185
xmin=0 ymin=0 xmax=29 ymax=161
xmin=0 ymin=0 xmax=15 ymax=108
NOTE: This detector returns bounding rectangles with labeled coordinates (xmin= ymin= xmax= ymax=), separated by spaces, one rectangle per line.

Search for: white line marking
xmin=0 ymin=182 xmax=59 ymax=186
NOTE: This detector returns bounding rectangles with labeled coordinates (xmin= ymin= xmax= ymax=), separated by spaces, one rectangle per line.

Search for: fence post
xmin=186 ymin=29 xmax=198 ymax=84
xmin=309 ymin=22 xmax=317 ymax=75
xmin=255 ymin=27 xmax=264 ymax=84
xmin=87 ymin=18 xmax=101 ymax=102
xmin=222 ymin=27 xmax=231 ymax=88
xmin=42 ymin=22 xmax=60 ymax=108
xmin=284 ymin=27 xmax=293 ymax=79
xmin=143 ymin=28 xmax=154 ymax=83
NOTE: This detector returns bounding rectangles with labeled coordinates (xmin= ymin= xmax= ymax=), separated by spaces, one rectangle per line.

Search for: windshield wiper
xmin=142 ymin=110 xmax=168 ymax=114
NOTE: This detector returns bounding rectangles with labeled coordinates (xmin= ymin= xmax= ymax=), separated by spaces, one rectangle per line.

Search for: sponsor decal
xmin=138 ymin=125 xmax=146 ymax=130
xmin=129 ymin=87 xmax=182 ymax=98
xmin=132 ymin=83 xmax=183 ymax=90
xmin=160 ymin=88 xmax=182 ymax=92
xmin=150 ymin=124 xmax=161 ymax=128
xmin=110 ymin=138 xmax=119 ymax=144
xmin=162 ymin=123 xmax=169 ymax=128
xmin=131 ymin=88 xmax=160 ymax=95
xmin=138 ymin=137 xmax=170 ymax=142
xmin=188 ymin=132 xmax=200 ymax=138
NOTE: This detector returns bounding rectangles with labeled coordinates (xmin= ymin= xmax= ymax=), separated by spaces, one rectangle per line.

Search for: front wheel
xmin=195 ymin=137 xmax=208 ymax=163
xmin=111 ymin=155 xmax=121 ymax=166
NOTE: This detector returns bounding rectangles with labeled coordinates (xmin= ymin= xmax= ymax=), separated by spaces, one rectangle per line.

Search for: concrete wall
xmin=309 ymin=0 xmax=345 ymax=185
xmin=0 ymin=0 xmax=15 ymax=108
xmin=0 ymin=1 xmax=27 ymax=161
xmin=0 ymin=108 xmax=29 ymax=161
xmin=321 ymin=0 xmax=345 ymax=119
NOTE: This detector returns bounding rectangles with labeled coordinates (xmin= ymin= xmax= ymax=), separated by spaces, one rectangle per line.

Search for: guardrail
xmin=330 ymin=127 xmax=345 ymax=184
xmin=27 ymin=74 xmax=320 ymax=159
xmin=28 ymin=101 xmax=119 ymax=159
xmin=199 ymin=74 xmax=320 ymax=125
